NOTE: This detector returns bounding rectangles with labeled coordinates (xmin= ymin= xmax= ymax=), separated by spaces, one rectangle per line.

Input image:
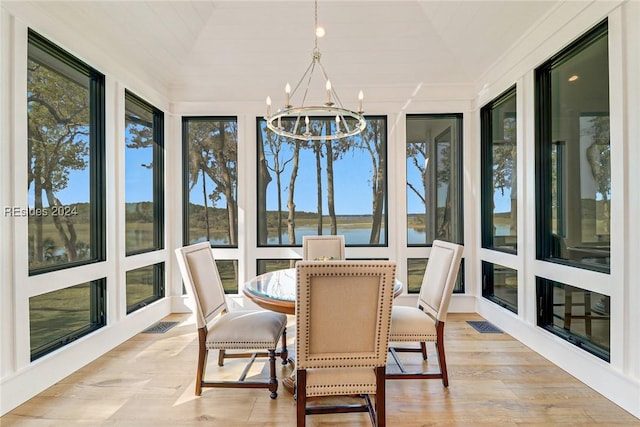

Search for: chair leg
xmin=196 ymin=328 xmax=208 ymax=396
xmin=280 ymin=328 xmax=288 ymax=365
xmin=218 ymin=349 xmax=226 ymax=366
xmin=268 ymin=349 xmax=278 ymax=399
xmin=435 ymin=322 xmax=449 ymax=387
xmin=420 ymin=341 xmax=428 ymax=360
xmin=296 ymin=370 xmax=307 ymax=427
xmin=375 ymin=366 xmax=386 ymax=427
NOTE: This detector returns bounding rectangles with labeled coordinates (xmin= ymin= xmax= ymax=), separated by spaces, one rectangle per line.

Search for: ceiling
xmin=7 ymin=1 xmax=563 ymax=105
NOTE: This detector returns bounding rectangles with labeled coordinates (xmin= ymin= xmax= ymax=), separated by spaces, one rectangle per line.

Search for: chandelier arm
xmin=289 ymin=59 xmax=315 ymax=100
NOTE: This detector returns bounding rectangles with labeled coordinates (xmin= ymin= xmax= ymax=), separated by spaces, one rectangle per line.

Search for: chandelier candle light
xmin=265 ymin=0 xmax=366 ymax=141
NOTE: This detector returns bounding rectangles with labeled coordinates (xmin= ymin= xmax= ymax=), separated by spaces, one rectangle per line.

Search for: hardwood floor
xmin=2 ymin=313 xmax=638 ymax=426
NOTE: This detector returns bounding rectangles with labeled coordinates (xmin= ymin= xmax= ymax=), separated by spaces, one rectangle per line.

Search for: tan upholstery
xmin=387 ymin=239 xmax=463 ymax=386
xmin=175 ymin=242 xmax=288 ymax=398
xmin=295 ymin=260 xmax=396 ymax=427
xmin=302 ymin=234 xmax=346 ymax=260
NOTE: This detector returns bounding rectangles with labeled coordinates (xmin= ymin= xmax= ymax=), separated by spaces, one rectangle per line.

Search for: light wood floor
xmin=2 ymin=313 xmax=638 ymax=426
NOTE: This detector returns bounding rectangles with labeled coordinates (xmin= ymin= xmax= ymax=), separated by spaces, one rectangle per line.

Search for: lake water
xmin=195 ymin=226 xmax=428 ymax=245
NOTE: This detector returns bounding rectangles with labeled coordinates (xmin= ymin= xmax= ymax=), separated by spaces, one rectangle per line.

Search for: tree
xmin=28 ymin=59 xmax=90 ymax=265
xmin=355 ymin=119 xmax=386 ymax=244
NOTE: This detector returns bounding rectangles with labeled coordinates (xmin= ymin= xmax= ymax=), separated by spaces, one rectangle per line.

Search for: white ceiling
xmin=7 ymin=1 xmax=562 ymax=104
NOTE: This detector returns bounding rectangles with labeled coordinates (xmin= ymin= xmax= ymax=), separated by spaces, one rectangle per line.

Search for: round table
xmin=242 ymin=266 xmax=403 ymax=394
xmin=243 ymin=267 xmax=403 ymax=315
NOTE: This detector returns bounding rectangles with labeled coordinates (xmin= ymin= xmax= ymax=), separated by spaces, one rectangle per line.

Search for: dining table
xmin=242 ymin=266 xmax=404 ymax=393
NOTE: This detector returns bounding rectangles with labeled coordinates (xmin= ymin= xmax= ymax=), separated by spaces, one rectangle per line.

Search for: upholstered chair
xmin=302 ymin=234 xmax=345 ymax=260
xmin=175 ymin=242 xmax=288 ymax=398
xmin=386 ymin=239 xmax=463 ymax=386
xmin=295 ymin=260 xmax=396 ymax=427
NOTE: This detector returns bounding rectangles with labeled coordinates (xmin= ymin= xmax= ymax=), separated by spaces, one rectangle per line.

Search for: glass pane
xmin=257 ymin=259 xmax=298 ymax=275
xmin=126 ymin=263 xmax=164 ymax=312
xmin=30 ymin=280 xmax=105 ymax=360
xmin=184 ymin=117 xmax=238 ymax=247
xmin=257 ymin=116 xmax=387 ymax=246
xmin=27 ymin=42 xmax=93 ymax=271
xmin=406 ymin=115 xmax=463 ymax=245
xmin=216 ymin=259 xmax=239 ymax=294
xmin=407 ymin=258 xmax=464 ymax=294
xmin=546 ymin=24 xmax=610 ymax=269
xmin=125 ymin=93 xmax=162 ymax=254
xmin=482 ymin=261 xmax=518 ymax=313
xmin=482 ymin=89 xmax=517 ymax=251
xmin=538 ymin=278 xmax=610 ymax=361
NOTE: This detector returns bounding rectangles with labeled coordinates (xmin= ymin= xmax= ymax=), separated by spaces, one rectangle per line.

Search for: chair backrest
xmin=295 ymin=260 xmax=396 ymax=370
xmin=417 ymin=240 xmax=464 ymax=323
xmin=302 ymin=235 xmax=345 ymax=260
xmin=175 ymin=242 xmax=228 ymax=329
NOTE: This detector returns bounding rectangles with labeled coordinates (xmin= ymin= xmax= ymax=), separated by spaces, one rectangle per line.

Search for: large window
xmin=406 ymin=114 xmax=463 ymax=246
xmin=182 ymin=117 xmax=238 ymax=247
xmin=536 ymin=20 xmax=610 ymax=273
xmin=481 ymin=87 xmax=517 ymax=253
xmin=124 ymin=91 xmax=164 ymax=255
xmin=29 ymin=279 xmax=106 ymax=361
xmin=257 ymin=116 xmax=388 ymax=246
xmin=27 ymin=30 xmax=105 ymax=274
xmin=182 ymin=117 xmax=238 ymax=293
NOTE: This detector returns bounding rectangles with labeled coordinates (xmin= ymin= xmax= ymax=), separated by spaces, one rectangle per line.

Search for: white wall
xmin=473 ymin=0 xmax=640 ymax=419
xmin=1 ymin=0 xmax=638 ymax=419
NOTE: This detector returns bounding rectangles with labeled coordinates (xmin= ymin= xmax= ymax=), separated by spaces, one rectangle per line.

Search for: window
xmin=406 ymin=114 xmax=463 ymax=246
xmin=481 ymin=87 xmax=517 ymax=253
xmin=124 ymin=91 xmax=164 ymax=255
xmin=27 ymin=30 xmax=105 ymax=274
xmin=536 ymin=20 xmax=610 ymax=273
xmin=257 ymin=116 xmax=388 ymax=246
xmin=407 ymin=258 xmax=465 ymax=294
xmin=537 ymin=277 xmax=610 ymax=362
xmin=29 ymin=279 xmax=106 ymax=360
xmin=182 ymin=117 xmax=238 ymax=247
xmin=126 ymin=263 xmax=164 ymax=314
xmin=482 ymin=261 xmax=517 ymax=313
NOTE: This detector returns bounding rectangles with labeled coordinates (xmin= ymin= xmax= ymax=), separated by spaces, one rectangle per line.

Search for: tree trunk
xmin=286 ymin=141 xmax=301 ymax=244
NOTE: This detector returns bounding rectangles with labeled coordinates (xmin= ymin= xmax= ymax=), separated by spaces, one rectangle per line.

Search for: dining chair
xmin=386 ymin=239 xmax=463 ymax=386
xmin=175 ymin=242 xmax=288 ymax=398
xmin=295 ymin=260 xmax=396 ymax=427
xmin=302 ymin=234 xmax=345 ymax=260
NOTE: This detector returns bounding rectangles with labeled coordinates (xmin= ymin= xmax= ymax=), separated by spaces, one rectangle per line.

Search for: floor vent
xmin=143 ymin=321 xmax=180 ymax=334
xmin=467 ymin=320 xmax=503 ymax=334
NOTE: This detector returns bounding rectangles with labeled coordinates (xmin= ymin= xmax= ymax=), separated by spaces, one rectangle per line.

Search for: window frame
xmin=27 ymin=30 xmax=106 ymax=276
xmin=535 ymin=19 xmax=610 ymax=274
xmin=124 ymin=90 xmax=165 ymax=256
xmin=405 ymin=113 xmax=464 ymax=247
xmin=480 ymin=86 xmax=517 ymax=254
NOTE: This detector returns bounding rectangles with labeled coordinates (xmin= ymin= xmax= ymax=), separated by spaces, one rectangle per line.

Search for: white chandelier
xmin=265 ymin=0 xmax=366 ymax=141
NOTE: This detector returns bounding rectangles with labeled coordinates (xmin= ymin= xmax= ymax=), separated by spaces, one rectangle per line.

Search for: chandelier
xmin=265 ymin=0 xmax=366 ymax=141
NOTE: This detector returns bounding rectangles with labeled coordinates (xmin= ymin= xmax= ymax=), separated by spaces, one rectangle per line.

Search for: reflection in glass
xmin=29 ymin=280 xmax=106 ymax=360
xmin=537 ymin=21 xmax=610 ymax=271
xmin=406 ymin=114 xmax=463 ymax=246
xmin=125 ymin=92 xmax=163 ymax=254
xmin=537 ymin=277 xmax=610 ymax=361
xmin=184 ymin=117 xmax=238 ymax=247
xmin=482 ymin=261 xmax=517 ymax=313
xmin=257 ymin=116 xmax=388 ymax=246
xmin=481 ymin=88 xmax=517 ymax=252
